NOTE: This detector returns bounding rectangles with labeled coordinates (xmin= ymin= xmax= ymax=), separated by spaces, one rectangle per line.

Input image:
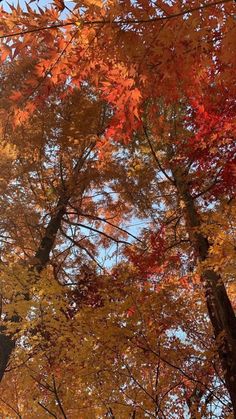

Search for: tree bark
xmin=0 ymin=193 xmax=69 ymax=381
xmin=171 ymin=165 xmax=236 ymax=413
xmin=0 ymin=332 xmax=15 ymax=382
xmin=0 ymin=146 xmax=94 ymax=381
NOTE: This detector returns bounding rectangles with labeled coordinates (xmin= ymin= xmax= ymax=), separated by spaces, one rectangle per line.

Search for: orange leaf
xmin=1 ymin=45 xmax=11 ymax=62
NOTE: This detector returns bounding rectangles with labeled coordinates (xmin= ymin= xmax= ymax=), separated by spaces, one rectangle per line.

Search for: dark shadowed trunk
xmin=0 ymin=193 xmax=69 ymax=381
xmin=171 ymin=165 xmax=236 ymax=413
xmin=0 ymin=146 xmax=94 ymax=382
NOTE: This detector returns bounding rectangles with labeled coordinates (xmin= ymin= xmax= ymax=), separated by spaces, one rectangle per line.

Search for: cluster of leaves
xmin=0 ymin=263 xmax=230 ymax=417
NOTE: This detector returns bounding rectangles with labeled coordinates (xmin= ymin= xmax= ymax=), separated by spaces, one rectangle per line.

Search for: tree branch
xmin=38 ymin=401 xmax=57 ymax=418
xmin=143 ymin=126 xmax=175 ymax=185
xmin=0 ymin=0 xmax=232 ymax=40
xmin=52 ymin=375 xmax=68 ymax=419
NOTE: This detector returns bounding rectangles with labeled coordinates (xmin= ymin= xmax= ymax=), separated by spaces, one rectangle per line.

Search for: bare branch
xmin=60 ymin=228 xmax=105 ymax=271
xmin=68 ymin=206 xmax=143 ymax=243
xmin=0 ymin=397 xmax=22 ymax=418
xmin=52 ymin=375 xmax=68 ymax=419
xmin=143 ymin=126 xmax=175 ymax=185
xmin=62 ymin=218 xmax=131 ymax=245
xmin=38 ymin=401 xmax=57 ymax=418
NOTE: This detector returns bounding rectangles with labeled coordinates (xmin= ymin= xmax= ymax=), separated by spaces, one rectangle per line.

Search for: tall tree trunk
xmin=171 ymin=165 xmax=236 ymax=413
xmin=0 ymin=193 xmax=69 ymax=381
xmin=0 ymin=145 xmax=95 ymax=381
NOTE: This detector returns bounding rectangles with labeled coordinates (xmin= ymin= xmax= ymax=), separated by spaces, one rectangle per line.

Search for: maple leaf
xmin=1 ymin=44 xmax=11 ymax=62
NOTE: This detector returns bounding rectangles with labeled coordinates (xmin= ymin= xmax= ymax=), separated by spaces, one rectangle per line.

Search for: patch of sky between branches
xmin=1 ymin=0 xmax=75 ymax=14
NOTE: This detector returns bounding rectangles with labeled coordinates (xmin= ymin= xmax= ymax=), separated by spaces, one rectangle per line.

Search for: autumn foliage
xmin=0 ymin=0 xmax=236 ymax=417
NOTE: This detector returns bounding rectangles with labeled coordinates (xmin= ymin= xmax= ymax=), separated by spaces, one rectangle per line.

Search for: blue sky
xmin=2 ymin=0 xmax=47 ymax=9
xmin=2 ymin=1 xmax=75 ymax=12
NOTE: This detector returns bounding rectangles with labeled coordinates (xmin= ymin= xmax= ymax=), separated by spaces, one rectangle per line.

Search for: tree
xmin=0 ymin=0 xmax=235 ymax=416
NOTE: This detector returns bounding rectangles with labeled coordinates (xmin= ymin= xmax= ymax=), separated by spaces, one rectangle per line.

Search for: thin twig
xmin=143 ymin=126 xmax=175 ymax=185
xmin=62 ymin=218 xmax=131 ymax=245
xmin=0 ymin=397 xmax=22 ymax=418
xmin=38 ymin=401 xmax=57 ymax=418
xmin=52 ymin=375 xmax=68 ymax=419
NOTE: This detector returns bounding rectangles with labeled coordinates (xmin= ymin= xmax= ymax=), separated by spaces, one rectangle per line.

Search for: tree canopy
xmin=0 ymin=0 xmax=235 ymax=417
